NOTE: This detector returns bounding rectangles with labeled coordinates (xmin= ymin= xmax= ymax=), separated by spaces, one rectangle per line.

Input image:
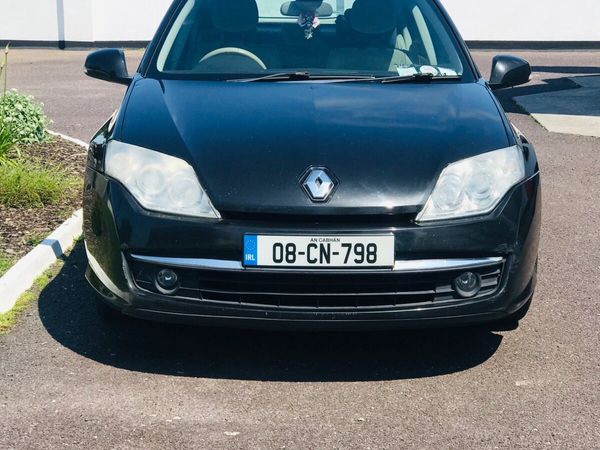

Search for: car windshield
xmin=155 ymin=0 xmax=465 ymax=79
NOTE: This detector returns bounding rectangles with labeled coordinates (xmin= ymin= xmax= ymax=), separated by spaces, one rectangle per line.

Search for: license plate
xmin=243 ymin=235 xmax=395 ymax=268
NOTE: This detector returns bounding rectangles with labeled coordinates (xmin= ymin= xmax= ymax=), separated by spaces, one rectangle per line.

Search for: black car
xmin=83 ymin=0 xmax=541 ymax=330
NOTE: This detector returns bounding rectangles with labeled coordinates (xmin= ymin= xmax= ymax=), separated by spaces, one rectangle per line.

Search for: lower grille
xmin=129 ymin=259 xmax=505 ymax=311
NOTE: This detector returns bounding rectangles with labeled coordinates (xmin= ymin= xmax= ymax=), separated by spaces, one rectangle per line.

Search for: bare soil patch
xmin=0 ymin=136 xmax=85 ymax=260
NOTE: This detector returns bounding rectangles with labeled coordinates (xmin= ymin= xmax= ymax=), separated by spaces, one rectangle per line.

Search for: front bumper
xmin=83 ymin=170 xmax=541 ymax=329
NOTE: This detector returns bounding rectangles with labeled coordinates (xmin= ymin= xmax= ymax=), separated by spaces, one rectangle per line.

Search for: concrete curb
xmin=0 ymin=210 xmax=83 ymax=314
xmin=0 ymin=130 xmax=87 ymax=315
xmin=47 ymin=130 xmax=89 ymax=148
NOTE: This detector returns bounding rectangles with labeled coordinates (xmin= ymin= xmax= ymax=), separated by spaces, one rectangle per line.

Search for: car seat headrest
xmin=349 ymin=0 xmax=397 ymax=35
xmin=208 ymin=0 xmax=259 ymax=33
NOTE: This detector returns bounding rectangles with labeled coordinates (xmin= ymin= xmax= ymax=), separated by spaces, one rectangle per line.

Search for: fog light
xmin=454 ymin=271 xmax=482 ymax=298
xmin=155 ymin=268 xmax=180 ymax=295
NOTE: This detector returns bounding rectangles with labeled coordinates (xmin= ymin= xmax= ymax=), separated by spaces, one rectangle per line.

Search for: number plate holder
xmin=243 ymin=235 xmax=395 ymax=269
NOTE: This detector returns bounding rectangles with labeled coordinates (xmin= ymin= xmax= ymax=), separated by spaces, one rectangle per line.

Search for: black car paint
xmin=84 ymin=169 xmax=540 ymax=329
xmin=83 ymin=0 xmax=541 ymax=329
xmin=113 ymin=79 xmax=515 ymax=216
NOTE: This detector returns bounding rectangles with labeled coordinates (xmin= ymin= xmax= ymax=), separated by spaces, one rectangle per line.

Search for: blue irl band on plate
xmin=243 ymin=235 xmax=258 ymax=266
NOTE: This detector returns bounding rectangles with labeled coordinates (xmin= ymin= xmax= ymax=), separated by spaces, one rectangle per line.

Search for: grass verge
xmin=0 ymin=257 xmax=64 ymax=335
xmin=0 ymin=160 xmax=80 ymax=208
xmin=0 ymin=252 xmax=15 ymax=277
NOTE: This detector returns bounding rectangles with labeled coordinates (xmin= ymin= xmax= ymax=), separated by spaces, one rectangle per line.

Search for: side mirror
xmin=85 ymin=48 xmax=132 ymax=86
xmin=489 ymin=55 xmax=531 ymax=90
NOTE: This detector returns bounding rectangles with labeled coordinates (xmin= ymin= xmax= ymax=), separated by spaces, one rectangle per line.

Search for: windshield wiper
xmin=330 ymin=73 xmax=461 ymax=84
xmin=228 ymin=72 xmax=461 ymax=83
xmin=228 ymin=72 xmax=377 ymax=83
xmin=378 ymin=73 xmax=461 ymax=84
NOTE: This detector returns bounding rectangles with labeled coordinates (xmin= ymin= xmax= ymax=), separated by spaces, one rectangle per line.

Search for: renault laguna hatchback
xmin=83 ymin=0 xmax=541 ymax=329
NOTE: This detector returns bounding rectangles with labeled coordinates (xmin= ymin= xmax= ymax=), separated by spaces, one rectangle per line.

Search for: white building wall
xmin=0 ymin=0 xmax=60 ymax=41
xmin=62 ymin=0 xmax=94 ymax=42
xmin=0 ymin=0 xmax=598 ymax=44
xmin=441 ymin=0 xmax=600 ymax=42
xmin=90 ymin=0 xmax=172 ymax=42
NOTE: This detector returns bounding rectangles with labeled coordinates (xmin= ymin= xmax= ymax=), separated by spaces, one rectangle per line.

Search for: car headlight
xmin=105 ymin=140 xmax=220 ymax=219
xmin=416 ymin=146 xmax=525 ymax=222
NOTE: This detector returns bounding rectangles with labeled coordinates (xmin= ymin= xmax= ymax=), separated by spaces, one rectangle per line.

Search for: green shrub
xmin=0 ymin=161 xmax=78 ymax=208
xmin=1 ymin=90 xmax=50 ymax=144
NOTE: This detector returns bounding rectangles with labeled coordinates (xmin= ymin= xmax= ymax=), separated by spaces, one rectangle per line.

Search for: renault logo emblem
xmin=300 ymin=167 xmax=338 ymax=202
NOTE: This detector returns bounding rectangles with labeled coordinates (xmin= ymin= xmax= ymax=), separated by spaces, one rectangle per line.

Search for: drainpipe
xmin=56 ymin=0 xmax=66 ymax=49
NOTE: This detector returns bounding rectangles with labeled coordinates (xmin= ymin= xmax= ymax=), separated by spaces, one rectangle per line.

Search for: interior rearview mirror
xmin=84 ymin=48 xmax=132 ymax=86
xmin=489 ymin=55 xmax=531 ymax=90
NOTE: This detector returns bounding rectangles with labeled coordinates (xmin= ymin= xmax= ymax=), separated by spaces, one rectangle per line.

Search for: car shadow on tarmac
xmin=495 ymin=76 xmax=580 ymax=114
xmin=38 ymin=242 xmax=503 ymax=382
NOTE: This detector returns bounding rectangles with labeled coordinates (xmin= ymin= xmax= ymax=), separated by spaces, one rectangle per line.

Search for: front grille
xmin=219 ymin=211 xmax=417 ymax=225
xmin=129 ymin=259 xmax=504 ymax=311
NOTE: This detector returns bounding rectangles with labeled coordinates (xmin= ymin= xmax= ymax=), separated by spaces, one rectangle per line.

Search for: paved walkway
xmin=1 ymin=49 xmax=599 ymax=449
xmin=516 ymin=75 xmax=600 ymax=137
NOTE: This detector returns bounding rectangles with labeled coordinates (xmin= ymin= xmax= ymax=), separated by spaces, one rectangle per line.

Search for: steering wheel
xmin=197 ymin=47 xmax=267 ymax=72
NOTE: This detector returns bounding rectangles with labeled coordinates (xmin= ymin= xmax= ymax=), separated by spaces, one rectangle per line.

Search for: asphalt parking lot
xmin=1 ymin=49 xmax=599 ymax=449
